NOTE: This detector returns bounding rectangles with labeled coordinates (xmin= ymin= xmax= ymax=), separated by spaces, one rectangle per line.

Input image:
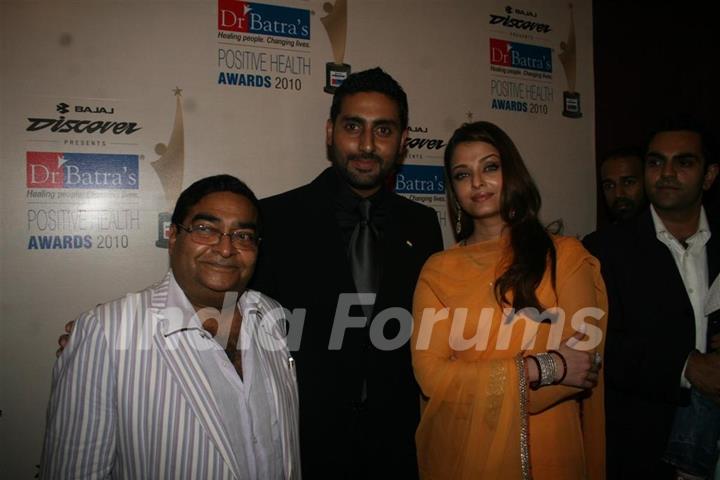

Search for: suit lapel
xmin=637 ymin=211 xmax=688 ymax=293
xmin=306 ymin=169 xmax=356 ymax=291
xmin=635 ymin=211 xmax=695 ymax=332
xmin=707 ymin=216 xmax=719 ymax=285
xmin=150 ymin=281 xmax=243 ymax=480
xmin=242 ymin=291 xmax=301 ymax=479
xmin=375 ymin=194 xmax=415 ymax=307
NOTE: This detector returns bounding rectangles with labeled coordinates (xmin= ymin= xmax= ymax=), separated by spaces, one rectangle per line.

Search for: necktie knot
xmin=358 ymin=198 xmax=372 ymax=222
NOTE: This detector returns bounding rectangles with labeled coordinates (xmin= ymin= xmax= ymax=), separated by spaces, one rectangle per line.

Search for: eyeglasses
xmin=175 ymin=223 xmax=260 ymax=250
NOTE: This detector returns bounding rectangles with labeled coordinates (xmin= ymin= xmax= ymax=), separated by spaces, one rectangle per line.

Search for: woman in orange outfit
xmin=411 ymin=121 xmax=607 ymax=480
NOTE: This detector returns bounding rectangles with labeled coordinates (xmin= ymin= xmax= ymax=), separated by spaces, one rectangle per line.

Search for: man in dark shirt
xmin=251 ymin=68 xmax=443 ymax=479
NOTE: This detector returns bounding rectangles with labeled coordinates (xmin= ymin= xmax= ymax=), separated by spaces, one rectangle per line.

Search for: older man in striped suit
xmin=41 ymin=175 xmax=301 ymax=479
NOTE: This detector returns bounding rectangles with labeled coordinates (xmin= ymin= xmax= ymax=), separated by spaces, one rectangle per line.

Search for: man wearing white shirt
xmin=41 ymin=175 xmax=301 ymax=479
xmin=584 ymin=119 xmax=719 ymax=479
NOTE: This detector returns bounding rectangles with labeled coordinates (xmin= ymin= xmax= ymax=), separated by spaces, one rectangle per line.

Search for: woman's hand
xmin=555 ymin=330 xmax=601 ymax=389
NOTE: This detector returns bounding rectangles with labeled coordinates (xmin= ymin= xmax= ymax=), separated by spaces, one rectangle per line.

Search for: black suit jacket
xmin=584 ymin=208 xmax=720 ymax=479
xmin=251 ymin=167 xmax=444 ymax=479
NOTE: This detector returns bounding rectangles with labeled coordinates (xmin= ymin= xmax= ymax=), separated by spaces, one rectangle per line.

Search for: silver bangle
xmin=535 ymin=352 xmax=557 ymax=386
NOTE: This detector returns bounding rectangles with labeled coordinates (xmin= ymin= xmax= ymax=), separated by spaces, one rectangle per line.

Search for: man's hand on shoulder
xmin=56 ymin=320 xmax=75 ymax=357
xmin=686 ymin=350 xmax=720 ymax=403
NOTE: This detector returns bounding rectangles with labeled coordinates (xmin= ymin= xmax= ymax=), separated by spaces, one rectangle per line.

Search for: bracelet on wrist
xmin=548 ymin=349 xmax=567 ymax=384
xmin=535 ymin=352 xmax=557 ymax=387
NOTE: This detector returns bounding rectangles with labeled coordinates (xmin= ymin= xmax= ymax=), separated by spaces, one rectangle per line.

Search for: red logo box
xmin=26 ymin=152 xmax=64 ymax=188
xmin=218 ymin=0 xmax=250 ymax=32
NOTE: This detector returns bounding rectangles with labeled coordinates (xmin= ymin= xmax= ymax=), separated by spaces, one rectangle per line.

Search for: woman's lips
xmin=471 ymin=192 xmax=494 ymax=202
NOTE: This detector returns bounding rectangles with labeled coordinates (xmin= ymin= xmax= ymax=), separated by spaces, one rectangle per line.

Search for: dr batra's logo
xmin=394 ymin=165 xmax=445 ymax=195
xmin=218 ymin=0 xmax=310 ymax=39
xmin=490 ymin=38 xmax=552 ymax=73
xmin=26 ymin=152 xmax=139 ymax=189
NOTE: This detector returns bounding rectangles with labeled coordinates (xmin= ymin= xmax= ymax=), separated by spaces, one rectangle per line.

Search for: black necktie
xmin=348 ymin=199 xmax=379 ymax=405
xmin=349 ymin=199 xmax=379 ymax=315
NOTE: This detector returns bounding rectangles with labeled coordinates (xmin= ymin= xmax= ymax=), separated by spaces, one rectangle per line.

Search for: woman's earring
xmin=455 ymin=203 xmax=463 ymax=235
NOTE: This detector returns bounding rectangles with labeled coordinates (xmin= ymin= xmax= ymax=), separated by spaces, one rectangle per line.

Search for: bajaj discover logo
xmin=489 ymin=8 xmax=552 ymax=33
xmin=26 ymin=103 xmax=139 ymax=135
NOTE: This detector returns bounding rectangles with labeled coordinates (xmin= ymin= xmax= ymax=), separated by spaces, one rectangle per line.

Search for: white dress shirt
xmin=650 ymin=205 xmax=711 ymax=388
xmin=166 ymin=275 xmax=284 ymax=479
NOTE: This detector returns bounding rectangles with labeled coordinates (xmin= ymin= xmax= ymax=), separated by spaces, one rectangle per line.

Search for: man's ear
xmin=703 ymin=163 xmax=719 ymax=191
xmin=326 ymin=119 xmax=334 ymax=146
xmin=168 ymin=224 xmax=178 ymax=255
xmin=399 ymin=127 xmax=409 ymax=154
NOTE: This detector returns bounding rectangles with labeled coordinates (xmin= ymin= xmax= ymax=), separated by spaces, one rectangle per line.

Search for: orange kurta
xmin=411 ymin=236 xmax=607 ymax=480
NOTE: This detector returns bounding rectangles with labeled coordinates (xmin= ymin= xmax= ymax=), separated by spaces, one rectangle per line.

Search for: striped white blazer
xmin=40 ymin=272 xmax=301 ymax=479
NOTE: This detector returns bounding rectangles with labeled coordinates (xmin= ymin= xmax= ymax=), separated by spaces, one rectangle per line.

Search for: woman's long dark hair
xmin=444 ymin=121 xmax=556 ymax=311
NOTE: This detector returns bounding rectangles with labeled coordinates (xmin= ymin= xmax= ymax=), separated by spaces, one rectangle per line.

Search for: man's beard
xmin=610 ymin=197 xmax=638 ymax=220
xmin=327 ymin=143 xmax=399 ymax=191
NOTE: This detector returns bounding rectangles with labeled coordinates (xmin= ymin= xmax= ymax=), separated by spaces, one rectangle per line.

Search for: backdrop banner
xmin=0 ymin=0 xmax=595 ymax=475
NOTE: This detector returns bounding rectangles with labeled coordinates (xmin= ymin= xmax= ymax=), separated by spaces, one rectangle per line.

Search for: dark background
xmin=593 ymin=0 xmax=717 ymax=226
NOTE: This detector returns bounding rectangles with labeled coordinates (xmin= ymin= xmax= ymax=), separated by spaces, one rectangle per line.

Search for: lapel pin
xmin=406 ymin=240 xmax=413 ymax=247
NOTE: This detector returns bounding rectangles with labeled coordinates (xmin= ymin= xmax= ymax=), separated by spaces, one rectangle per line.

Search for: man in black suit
xmin=584 ymin=120 xmax=720 ymax=479
xmin=251 ymin=68 xmax=443 ymax=479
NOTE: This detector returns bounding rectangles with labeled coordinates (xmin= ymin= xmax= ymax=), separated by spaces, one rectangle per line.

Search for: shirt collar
xmin=163 ymin=271 xmax=259 ymax=337
xmin=333 ymin=169 xmax=389 ymax=235
xmin=163 ymin=271 xmax=205 ymax=335
xmin=650 ymin=204 xmax=711 ymax=248
xmin=334 ymin=168 xmax=387 ymax=209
